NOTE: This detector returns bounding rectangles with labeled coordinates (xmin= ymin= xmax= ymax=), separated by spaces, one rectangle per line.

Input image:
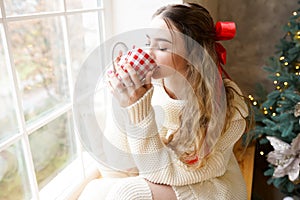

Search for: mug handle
xmin=112 ymin=41 xmax=128 ymax=71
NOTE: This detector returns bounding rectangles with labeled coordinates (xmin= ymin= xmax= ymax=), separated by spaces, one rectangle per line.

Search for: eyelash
xmin=145 ymin=43 xmax=167 ymax=51
xmin=159 ymin=47 xmax=167 ymax=51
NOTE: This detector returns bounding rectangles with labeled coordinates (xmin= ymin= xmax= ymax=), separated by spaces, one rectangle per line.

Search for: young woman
xmin=79 ymin=3 xmax=252 ymax=200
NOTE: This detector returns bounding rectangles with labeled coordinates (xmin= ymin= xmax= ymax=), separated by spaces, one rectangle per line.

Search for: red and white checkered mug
xmin=118 ymin=48 xmax=157 ymax=82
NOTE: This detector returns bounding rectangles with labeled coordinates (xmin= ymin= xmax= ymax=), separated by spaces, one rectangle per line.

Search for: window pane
xmin=4 ymin=0 xmax=63 ymax=16
xmin=29 ymin=112 xmax=76 ymax=189
xmin=0 ymin=141 xmax=32 ymax=200
xmin=8 ymin=17 xmax=70 ymax=123
xmin=66 ymin=0 xmax=101 ymax=10
xmin=0 ymin=24 xmax=19 ymax=142
xmin=67 ymin=12 xmax=101 ymax=82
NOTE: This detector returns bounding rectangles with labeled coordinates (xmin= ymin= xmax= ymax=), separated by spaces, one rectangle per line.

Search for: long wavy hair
xmin=153 ymin=3 xmax=253 ymax=168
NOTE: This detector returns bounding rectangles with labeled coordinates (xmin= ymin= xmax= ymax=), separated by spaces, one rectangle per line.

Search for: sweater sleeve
xmin=99 ymin=95 xmax=138 ymax=178
xmin=124 ymin=82 xmax=248 ymax=186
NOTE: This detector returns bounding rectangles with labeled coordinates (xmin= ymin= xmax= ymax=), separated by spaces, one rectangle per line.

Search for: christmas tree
xmin=251 ymin=3 xmax=300 ymax=197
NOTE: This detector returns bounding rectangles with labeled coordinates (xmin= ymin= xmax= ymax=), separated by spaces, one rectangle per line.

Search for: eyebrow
xmin=146 ymin=34 xmax=172 ymax=43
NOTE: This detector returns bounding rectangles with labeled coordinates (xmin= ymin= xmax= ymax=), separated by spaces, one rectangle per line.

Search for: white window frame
xmin=0 ymin=0 xmax=111 ymax=199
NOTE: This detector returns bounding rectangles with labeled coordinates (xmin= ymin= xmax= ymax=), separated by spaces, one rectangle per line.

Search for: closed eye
xmin=159 ymin=47 xmax=168 ymax=51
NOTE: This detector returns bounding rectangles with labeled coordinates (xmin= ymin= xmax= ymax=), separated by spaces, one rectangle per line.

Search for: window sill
xmin=39 ymin=152 xmax=100 ymax=200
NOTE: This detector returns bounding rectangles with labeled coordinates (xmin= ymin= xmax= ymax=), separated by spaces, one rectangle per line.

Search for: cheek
xmin=152 ymin=52 xmax=175 ymax=79
xmin=173 ymin=55 xmax=188 ymax=73
xmin=155 ymin=52 xmax=174 ymax=69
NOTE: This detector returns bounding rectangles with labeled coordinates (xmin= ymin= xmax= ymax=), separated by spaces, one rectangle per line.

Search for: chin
xmin=152 ymin=67 xmax=163 ymax=79
xmin=152 ymin=67 xmax=174 ymax=79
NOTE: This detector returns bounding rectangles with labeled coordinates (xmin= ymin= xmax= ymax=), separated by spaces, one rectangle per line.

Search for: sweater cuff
xmin=126 ymin=87 xmax=154 ymax=124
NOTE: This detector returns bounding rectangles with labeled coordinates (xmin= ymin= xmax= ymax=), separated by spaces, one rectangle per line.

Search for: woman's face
xmin=147 ymin=16 xmax=188 ymax=79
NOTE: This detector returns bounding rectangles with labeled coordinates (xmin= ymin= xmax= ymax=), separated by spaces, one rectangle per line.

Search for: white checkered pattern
xmin=119 ymin=48 xmax=157 ymax=81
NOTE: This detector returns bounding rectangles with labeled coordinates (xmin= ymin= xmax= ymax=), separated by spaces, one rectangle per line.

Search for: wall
xmin=185 ymin=0 xmax=299 ymax=96
xmin=109 ymin=0 xmax=182 ymax=36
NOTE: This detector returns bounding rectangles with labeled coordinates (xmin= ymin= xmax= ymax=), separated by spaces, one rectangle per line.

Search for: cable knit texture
xmin=96 ymin=79 xmax=248 ymax=200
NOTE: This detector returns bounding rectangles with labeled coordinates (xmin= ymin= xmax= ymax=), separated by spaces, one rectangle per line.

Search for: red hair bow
xmin=215 ymin=21 xmax=236 ymax=41
xmin=215 ymin=21 xmax=236 ymax=79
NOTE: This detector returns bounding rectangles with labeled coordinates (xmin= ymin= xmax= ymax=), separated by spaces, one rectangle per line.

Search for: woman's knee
xmin=146 ymin=180 xmax=177 ymax=200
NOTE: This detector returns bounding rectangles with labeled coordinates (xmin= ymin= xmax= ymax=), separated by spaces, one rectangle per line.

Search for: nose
xmin=147 ymin=48 xmax=156 ymax=60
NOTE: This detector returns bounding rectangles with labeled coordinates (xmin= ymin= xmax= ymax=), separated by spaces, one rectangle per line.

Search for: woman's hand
xmin=107 ymin=54 xmax=153 ymax=107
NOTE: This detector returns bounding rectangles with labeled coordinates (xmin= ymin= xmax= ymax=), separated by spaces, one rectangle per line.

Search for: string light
xmin=279 ymin=56 xmax=285 ymax=61
xmin=276 ymin=72 xmax=281 ymax=77
xmin=274 ymin=80 xmax=278 ymax=84
xmin=248 ymin=94 xmax=258 ymax=106
xmin=284 ymin=62 xmax=289 ymax=66
xmin=248 ymin=94 xmax=254 ymax=101
xmin=272 ymin=113 xmax=276 ymax=116
xmin=284 ymin=82 xmax=288 ymax=86
xmin=293 ymin=11 xmax=298 ymax=16
xmin=296 ymin=72 xmax=300 ymax=75
xmin=270 ymin=107 xmax=273 ymax=110
xmin=276 ymin=86 xmax=281 ymax=90
xmin=296 ymin=65 xmax=300 ymax=70
xmin=260 ymin=151 xmax=264 ymax=156
xmin=264 ymin=110 xmax=268 ymax=115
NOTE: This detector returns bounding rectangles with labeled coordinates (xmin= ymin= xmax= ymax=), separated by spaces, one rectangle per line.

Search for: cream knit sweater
xmin=99 ymin=79 xmax=248 ymax=200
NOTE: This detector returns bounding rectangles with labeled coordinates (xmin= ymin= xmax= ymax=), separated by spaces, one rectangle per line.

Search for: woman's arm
xmin=123 ymin=87 xmax=247 ymax=186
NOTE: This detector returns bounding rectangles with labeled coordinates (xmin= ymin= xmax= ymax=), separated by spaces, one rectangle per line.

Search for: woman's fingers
xmin=106 ymin=58 xmax=154 ymax=107
xmin=107 ymin=71 xmax=126 ymax=93
xmin=124 ymin=63 xmax=142 ymax=88
xmin=144 ymin=70 xmax=153 ymax=90
xmin=117 ymin=65 xmax=134 ymax=89
xmin=113 ymin=51 xmax=123 ymax=71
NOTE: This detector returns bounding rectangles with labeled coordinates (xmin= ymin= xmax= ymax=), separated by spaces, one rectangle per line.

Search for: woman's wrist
xmin=125 ymin=87 xmax=154 ymax=124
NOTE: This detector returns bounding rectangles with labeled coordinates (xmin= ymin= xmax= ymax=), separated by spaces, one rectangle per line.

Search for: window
xmin=0 ymin=0 xmax=105 ymax=199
